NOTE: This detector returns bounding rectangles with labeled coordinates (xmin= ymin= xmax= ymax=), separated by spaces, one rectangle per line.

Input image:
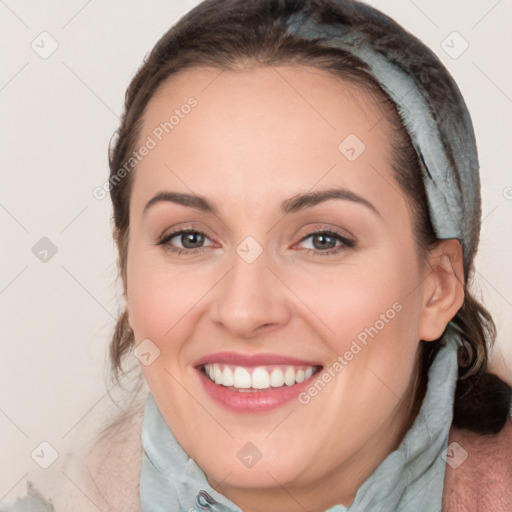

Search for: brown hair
xmin=107 ymin=0 xmax=511 ymax=435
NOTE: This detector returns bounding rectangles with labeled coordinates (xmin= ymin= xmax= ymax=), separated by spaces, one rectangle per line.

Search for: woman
xmin=3 ymin=0 xmax=511 ymax=510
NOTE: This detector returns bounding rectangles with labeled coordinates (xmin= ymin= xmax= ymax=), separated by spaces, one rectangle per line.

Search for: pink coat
xmin=442 ymin=417 xmax=512 ymax=511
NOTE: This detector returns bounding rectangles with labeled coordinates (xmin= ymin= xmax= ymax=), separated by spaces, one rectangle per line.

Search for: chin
xmin=196 ymin=442 xmax=315 ymax=490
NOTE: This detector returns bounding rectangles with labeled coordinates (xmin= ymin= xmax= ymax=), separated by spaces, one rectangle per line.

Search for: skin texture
xmin=125 ymin=65 xmax=464 ymax=512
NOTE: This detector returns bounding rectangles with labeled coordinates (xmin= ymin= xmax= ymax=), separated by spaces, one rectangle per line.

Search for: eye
xmin=157 ymin=227 xmax=355 ymax=257
xmin=157 ymin=228 xmax=214 ymax=255
xmin=297 ymin=230 xmax=355 ymax=256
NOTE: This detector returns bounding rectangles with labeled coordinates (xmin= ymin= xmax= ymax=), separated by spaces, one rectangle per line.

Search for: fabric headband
xmin=281 ymin=1 xmax=480 ymax=278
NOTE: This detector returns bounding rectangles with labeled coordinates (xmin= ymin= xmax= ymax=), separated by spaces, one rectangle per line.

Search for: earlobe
xmin=419 ymin=240 xmax=465 ymax=341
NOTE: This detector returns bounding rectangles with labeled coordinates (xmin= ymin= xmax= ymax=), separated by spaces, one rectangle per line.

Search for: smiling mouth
xmin=200 ymin=363 xmax=323 ymax=391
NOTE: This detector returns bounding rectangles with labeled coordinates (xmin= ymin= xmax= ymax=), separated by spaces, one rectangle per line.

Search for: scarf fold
xmin=140 ymin=327 xmax=461 ymax=512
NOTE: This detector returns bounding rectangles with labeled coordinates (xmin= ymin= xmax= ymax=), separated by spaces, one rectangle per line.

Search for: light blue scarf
xmin=140 ymin=327 xmax=461 ymax=512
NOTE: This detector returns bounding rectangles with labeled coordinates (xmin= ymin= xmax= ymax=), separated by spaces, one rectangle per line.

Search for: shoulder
xmin=49 ymin=390 xmax=145 ymax=512
xmin=1 ymin=385 xmax=146 ymax=512
xmin=442 ymin=415 xmax=512 ymax=512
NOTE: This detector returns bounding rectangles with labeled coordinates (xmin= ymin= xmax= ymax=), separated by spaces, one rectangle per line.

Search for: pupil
xmin=314 ymin=234 xmax=334 ymax=250
xmin=183 ymin=232 xmax=203 ymax=248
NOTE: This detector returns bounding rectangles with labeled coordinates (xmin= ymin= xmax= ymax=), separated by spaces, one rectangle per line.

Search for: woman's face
xmin=126 ymin=65 xmax=431 ymax=507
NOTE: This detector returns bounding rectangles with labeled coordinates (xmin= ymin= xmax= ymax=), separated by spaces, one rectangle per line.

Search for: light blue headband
xmin=282 ymin=1 xmax=480 ymax=277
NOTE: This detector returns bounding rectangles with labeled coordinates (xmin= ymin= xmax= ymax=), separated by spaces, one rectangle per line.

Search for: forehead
xmin=131 ymin=65 xmax=401 ymax=218
xmin=144 ymin=64 xmax=388 ymax=139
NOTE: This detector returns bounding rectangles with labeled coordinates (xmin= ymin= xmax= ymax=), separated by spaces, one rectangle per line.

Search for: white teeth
xmin=251 ymin=367 xmax=270 ymax=389
xmin=270 ymin=368 xmax=285 ymax=387
xmin=203 ymin=363 xmax=318 ymax=389
xmin=222 ymin=366 xmax=234 ymax=387
xmin=214 ymin=365 xmax=223 ymax=385
xmin=233 ymin=367 xmax=251 ymax=388
xmin=284 ymin=367 xmax=295 ymax=386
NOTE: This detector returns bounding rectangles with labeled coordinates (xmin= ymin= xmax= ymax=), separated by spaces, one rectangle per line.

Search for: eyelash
xmin=156 ymin=228 xmax=355 ymax=257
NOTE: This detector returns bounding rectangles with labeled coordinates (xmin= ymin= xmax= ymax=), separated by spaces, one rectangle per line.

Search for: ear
xmin=418 ymin=239 xmax=465 ymax=341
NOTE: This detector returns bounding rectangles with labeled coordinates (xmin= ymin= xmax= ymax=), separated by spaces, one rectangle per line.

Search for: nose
xmin=208 ymin=247 xmax=292 ymax=339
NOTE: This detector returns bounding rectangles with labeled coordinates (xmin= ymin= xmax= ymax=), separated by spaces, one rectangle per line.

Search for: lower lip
xmin=196 ymin=368 xmax=320 ymax=413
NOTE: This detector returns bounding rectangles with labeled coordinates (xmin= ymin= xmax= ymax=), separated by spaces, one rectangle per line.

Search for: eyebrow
xmin=281 ymin=188 xmax=380 ymax=216
xmin=142 ymin=188 xmax=381 ymax=217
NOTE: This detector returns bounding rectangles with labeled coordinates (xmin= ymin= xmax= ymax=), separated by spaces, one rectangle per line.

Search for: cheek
xmin=298 ymin=248 xmax=422 ymax=347
xmin=126 ymin=250 xmax=218 ymax=350
xmin=295 ymin=250 xmax=423 ymax=440
xmin=296 ymin=245 xmax=424 ymax=414
xmin=127 ymin=264 xmax=171 ymax=339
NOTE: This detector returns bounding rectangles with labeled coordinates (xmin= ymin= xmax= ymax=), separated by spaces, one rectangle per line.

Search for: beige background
xmin=1 ymin=0 xmax=511 ymax=502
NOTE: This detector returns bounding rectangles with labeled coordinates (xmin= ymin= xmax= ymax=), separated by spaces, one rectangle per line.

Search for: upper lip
xmin=194 ymin=351 xmax=322 ymax=368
